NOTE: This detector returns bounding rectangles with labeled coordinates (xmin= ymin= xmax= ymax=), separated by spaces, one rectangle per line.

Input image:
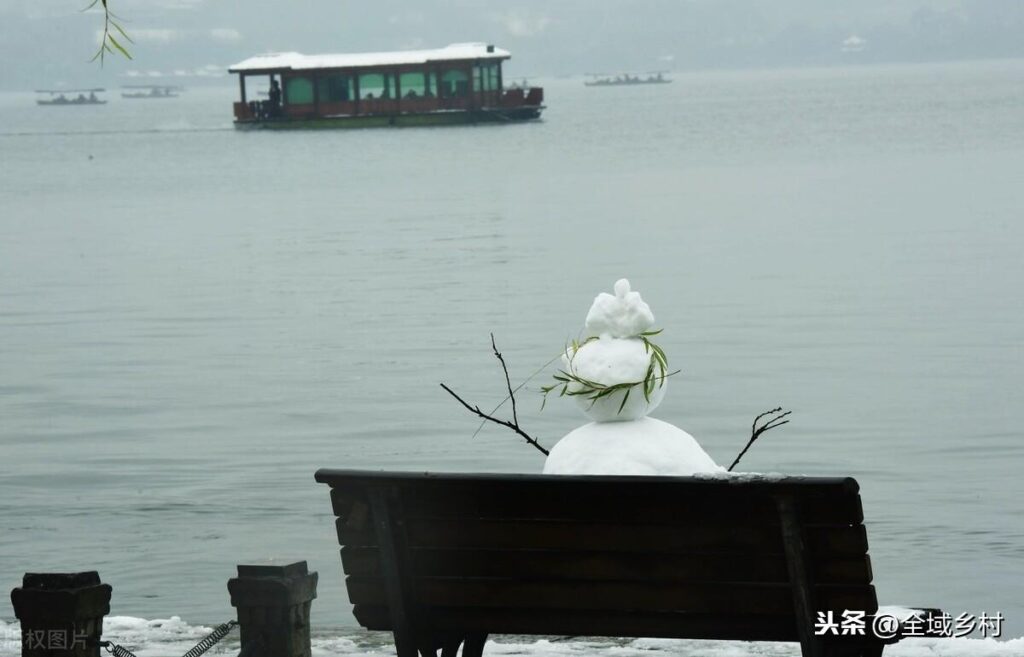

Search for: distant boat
xmin=35 ymin=89 xmax=107 ymax=106
xmin=121 ymin=85 xmax=183 ymax=99
xmin=228 ymin=42 xmax=545 ymax=129
xmin=584 ymin=72 xmax=671 ymax=87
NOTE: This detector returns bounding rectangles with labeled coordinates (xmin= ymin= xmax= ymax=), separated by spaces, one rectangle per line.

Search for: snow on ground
xmin=3 ymin=618 xmax=1020 ymax=657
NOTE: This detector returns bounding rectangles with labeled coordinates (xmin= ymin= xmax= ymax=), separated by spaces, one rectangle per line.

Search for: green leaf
xmin=113 ymin=21 xmax=134 ymax=43
xmin=617 ymin=387 xmax=631 ymax=414
xmin=108 ymin=35 xmax=132 ymax=59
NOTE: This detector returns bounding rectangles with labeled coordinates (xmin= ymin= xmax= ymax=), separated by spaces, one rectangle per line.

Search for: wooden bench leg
xmin=392 ymin=630 xmax=418 ymax=657
xmin=777 ymin=496 xmax=826 ymax=657
xmin=861 ymin=642 xmax=884 ymax=657
xmin=824 ymin=641 xmax=884 ymax=657
xmin=439 ymin=639 xmax=460 ymax=657
xmin=435 ymin=633 xmax=460 ymax=657
xmin=461 ymin=632 xmax=488 ymax=657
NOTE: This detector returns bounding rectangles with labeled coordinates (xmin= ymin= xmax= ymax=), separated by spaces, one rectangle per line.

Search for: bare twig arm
xmin=471 ymin=350 xmax=563 ymax=440
xmin=728 ymin=407 xmax=792 ymax=472
xmin=491 ymin=333 xmax=519 ymax=427
xmin=440 ymin=383 xmax=549 ymax=456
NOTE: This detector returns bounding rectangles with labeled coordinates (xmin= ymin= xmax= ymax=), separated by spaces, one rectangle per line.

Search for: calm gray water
xmin=1 ymin=60 xmax=1023 ymax=638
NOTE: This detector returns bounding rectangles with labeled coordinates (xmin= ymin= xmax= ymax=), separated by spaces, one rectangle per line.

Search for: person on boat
xmin=267 ymin=79 xmax=281 ymax=116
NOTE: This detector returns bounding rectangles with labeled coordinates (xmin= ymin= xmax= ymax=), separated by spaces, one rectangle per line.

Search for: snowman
xmin=542 ymin=279 xmax=725 ymax=476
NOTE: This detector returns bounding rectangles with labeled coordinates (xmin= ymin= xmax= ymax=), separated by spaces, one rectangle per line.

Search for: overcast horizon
xmin=2 ymin=0 xmax=1024 ymax=90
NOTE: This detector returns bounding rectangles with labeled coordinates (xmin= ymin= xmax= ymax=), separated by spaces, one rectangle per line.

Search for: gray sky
xmin=2 ymin=0 xmax=1023 ymax=89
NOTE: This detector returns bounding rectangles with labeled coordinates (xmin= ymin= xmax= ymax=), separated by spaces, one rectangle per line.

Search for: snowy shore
xmin=2 ymin=617 xmax=1021 ymax=657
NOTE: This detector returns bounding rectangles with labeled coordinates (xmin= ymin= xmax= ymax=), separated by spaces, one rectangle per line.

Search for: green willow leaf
xmin=617 ymin=387 xmax=631 ymax=414
xmin=109 ymin=35 xmax=132 ymax=59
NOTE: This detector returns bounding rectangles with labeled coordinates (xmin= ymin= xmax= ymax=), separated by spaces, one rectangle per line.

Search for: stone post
xmin=10 ymin=572 xmax=112 ymax=657
xmin=227 ymin=561 xmax=318 ymax=657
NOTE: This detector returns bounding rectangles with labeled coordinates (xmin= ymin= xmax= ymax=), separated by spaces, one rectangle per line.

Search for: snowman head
xmin=543 ymin=279 xmax=672 ymax=422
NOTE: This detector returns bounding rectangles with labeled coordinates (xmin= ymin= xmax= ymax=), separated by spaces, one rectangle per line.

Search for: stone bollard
xmin=228 ymin=561 xmax=318 ymax=657
xmin=10 ymin=572 xmax=112 ymax=657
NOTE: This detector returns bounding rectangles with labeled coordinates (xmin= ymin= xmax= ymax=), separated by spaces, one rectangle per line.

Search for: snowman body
xmin=543 ymin=417 xmax=720 ymax=476
xmin=544 ymin=279 xmax=724 ymax=476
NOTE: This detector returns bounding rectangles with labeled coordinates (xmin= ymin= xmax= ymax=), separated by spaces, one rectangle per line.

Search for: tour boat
xmin=228 ymin=43 xmax=544 ymax=129
xmin=36 ymin=89 xmax=107 ymax=106
xmin=584 ymin=73 xmax=671 ymax=87
xmin=122 ymin=85 xmax=182 ymax=99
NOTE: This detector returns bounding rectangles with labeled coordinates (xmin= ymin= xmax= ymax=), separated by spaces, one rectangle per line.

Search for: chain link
xmin=100 ymin=620 xmax=238 ymax=657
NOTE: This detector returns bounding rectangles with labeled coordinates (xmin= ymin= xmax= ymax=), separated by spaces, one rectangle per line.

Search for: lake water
xmin=1 ymin=59 xmax=1023 ymax=649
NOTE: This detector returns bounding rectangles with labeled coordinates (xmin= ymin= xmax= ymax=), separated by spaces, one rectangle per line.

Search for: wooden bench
xmin=315 ymin=469 xmax=940 ymax=657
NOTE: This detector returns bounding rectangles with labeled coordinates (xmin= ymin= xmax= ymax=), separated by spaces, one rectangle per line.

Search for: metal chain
xmin=100 ymin=620 xmax=238 ymax=657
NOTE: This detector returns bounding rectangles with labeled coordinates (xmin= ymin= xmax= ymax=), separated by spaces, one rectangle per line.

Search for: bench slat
xmin=340 ymin=546 xmax=873 ymax=585
xmin=336 ymin=517 xmax=868 ymax=557
xmin=345 ymin=577 xmax=877 ymax=615
xmin=329 ymin=483 xmax=863 ymax=526
xmin=315 ymin=470 xmax=860 ymax=497
xmin=353 ymin=605 xmax=884 ymax=650
xmin=353 ymin=604 xmax=803 ymax=640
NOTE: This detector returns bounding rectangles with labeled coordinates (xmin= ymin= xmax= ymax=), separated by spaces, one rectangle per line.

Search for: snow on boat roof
xmin=229 ymin=43 xmax=510 ymax=73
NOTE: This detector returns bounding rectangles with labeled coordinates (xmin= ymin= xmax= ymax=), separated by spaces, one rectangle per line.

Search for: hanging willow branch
xmin=86 ymin=0 xmax=132 ymax=63
xmin=727 ymin=407 xmax=792 ymax=472
xmin=440 ymin=334 xmax=548 ymax=456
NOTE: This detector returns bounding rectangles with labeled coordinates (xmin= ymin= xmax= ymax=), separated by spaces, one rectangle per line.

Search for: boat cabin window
xmin=399 ymin=72 xmax=436 ymax=99
xmin=318 ymin=74 xmax=353 ymax=102
xmin=285 ymin=76 xmax=314 ymax=104
xmin=487 ymin=63 xmax=501 ymax=91
xmin=472 ymin=63 xmax=502 ymax=92
xmin=359 ymin=73 xmax=396 ymax=100
xmin=440 ymin=69 xmax=469 ymax=98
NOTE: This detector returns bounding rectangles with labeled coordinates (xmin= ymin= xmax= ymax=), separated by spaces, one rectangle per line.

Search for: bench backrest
xmin=314 ymin=469 xmax=876 ymax=644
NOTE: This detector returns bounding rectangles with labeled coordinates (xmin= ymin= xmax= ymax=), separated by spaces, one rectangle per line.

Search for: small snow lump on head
xmin=585 ymin=278 xmax=655 ymax=339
